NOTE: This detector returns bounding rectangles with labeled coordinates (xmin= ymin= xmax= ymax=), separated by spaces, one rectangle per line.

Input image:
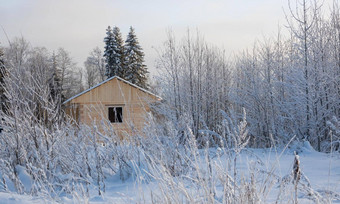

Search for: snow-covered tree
xmin=3 ymin=37 xmax=30 ymax=70
xmin=48 ymin=52 xmax=63 ymax=112
xmin=84 ymin=47 xmax=105 ymax=87
xmin=84 ymin=58 xmax=98 ymax=88
xmin=112 ymin=26 xmax=125 ymax=78
xmin=0 ymin=44 xmax=6 ymax=113
xmin=104 ymin=26 xmax=115 ymax=78
xmin=104 ymin=26 xmax=125 ymax=79
xmin=0 ymin=44 xmax=5 ymax=82
xmin=156 ymin=30 xmax=232 ymax=144
xmin=55 ymin=48 xmax=81 ymax=99
xmin=156 ymin=1 xmax=339 ymax=149
xmin=0 ymin=44 xmax=4 ymax=73
xmin=124 ymin=26 xmax=148 ymax=88
xmin=285 ymin=0 xmax=320 ymax=141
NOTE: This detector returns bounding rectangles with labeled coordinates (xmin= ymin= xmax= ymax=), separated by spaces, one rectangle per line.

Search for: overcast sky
xmin=0 ymin=0 xmax=325 ymax=75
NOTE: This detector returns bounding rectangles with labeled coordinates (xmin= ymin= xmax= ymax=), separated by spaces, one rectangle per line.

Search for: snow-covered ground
xmin=1 ymin=144 xmax=339 ymax=203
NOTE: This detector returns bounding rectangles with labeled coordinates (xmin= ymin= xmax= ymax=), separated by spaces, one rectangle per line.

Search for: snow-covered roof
xmin=63 ymin=76 xmax=161 ymax=104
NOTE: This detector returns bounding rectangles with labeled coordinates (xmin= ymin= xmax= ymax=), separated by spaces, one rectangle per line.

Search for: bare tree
xmin=286 ymin=0 xmax=321 ymax=140
xmin=84 ymin=47 xmax=105 ymax=88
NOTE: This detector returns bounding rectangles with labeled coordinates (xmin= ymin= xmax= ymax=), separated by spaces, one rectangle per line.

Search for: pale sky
xmin=0 ymin=0 xmax=327 ymax=74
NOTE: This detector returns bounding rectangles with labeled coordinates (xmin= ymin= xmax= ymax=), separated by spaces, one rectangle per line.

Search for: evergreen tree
xmin=123 ymin=26 xmax=148 ymax=88
xmin=104 ymin=26 xmax=115 ymax=78
xmin=112 ymin=26 xmax=125 ymax=78
xmin=104 ymin=26 xmax=125 ymax=79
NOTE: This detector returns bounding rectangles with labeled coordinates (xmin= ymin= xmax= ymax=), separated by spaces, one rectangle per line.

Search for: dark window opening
xmin=108 ymin=107 xmax=123 ymax=123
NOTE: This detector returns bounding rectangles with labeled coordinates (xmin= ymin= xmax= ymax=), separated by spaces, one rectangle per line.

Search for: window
xmin=108 ymin=107 xmax=123 ymax=123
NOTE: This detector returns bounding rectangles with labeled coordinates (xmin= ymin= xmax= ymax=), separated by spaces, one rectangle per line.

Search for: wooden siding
xmin=64 ymin=78 xmax=159 ymax=138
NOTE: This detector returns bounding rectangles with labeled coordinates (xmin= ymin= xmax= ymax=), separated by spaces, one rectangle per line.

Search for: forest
xmin=0 ymin=0 xmax=339 ymax=203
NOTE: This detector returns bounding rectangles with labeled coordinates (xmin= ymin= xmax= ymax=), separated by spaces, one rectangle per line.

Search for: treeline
xmin=0 ymin=26 xmax=148 ymax=101
xmin=156 ymin=0 xmax=340 ymax=151
xmin=0 ymin=38 xmax=83 ymax=103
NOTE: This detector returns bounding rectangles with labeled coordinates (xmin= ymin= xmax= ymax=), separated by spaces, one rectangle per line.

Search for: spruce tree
xmin=104 ymin=26 xmax=115 ymax=78
xmin=104 ymin=26 xmax=125 ymax=79
xmin=112 ymin=26 xmax=125 ymax=78
xmin=123 ymin=26 xmax=148 ymax=89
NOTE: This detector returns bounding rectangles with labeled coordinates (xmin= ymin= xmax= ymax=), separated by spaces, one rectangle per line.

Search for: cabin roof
xmin=63 ymin=76 xmax=161 ymax=104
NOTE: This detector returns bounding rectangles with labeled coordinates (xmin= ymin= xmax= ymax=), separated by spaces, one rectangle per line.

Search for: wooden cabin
xmin=63 ymin=76 xmax=161 ymax=138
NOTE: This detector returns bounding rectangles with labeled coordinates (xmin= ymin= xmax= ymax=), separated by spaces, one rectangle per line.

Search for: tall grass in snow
xmin=130 ymin=112 xmax=338 ymax=204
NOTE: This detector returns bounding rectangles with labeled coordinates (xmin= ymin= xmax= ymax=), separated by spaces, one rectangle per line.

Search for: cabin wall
xmin=65 ymin=103 xmax=80 ymax=124
xmin=65 ymin=78 xmax=157 ymax=138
